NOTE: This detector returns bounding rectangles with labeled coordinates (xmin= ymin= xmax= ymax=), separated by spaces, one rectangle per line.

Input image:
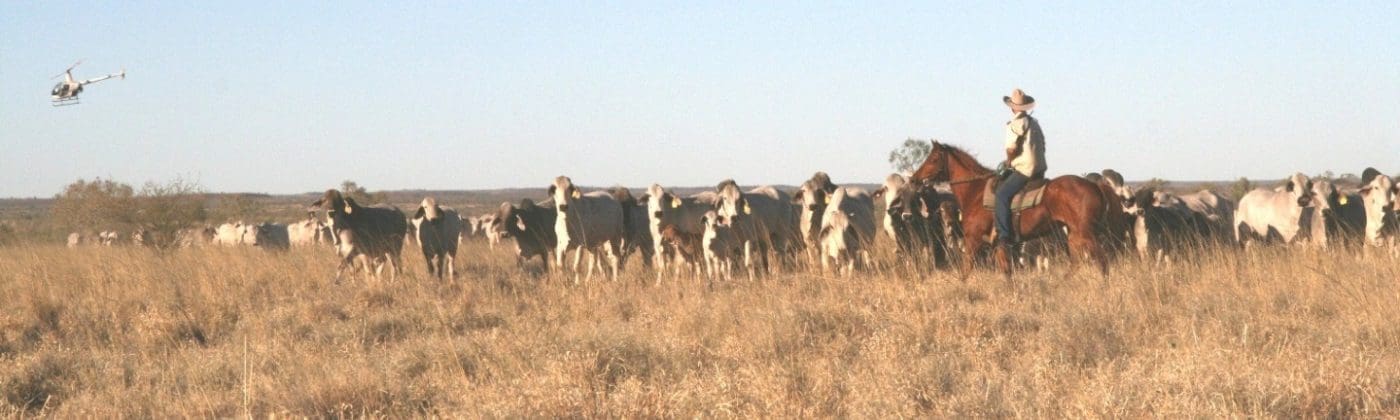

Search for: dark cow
xmin=493 ymin=199 xmax=558 ymax=271
xmin=311 ymin=189 xmax=408 ymax=283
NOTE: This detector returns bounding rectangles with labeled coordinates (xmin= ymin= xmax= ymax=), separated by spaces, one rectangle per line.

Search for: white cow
xmin=818 ymin=187 xmax=878 ymax=276
xmin=713 ymin=179 xmax=798 ymax=280
xmin=288 ymin=217 xmax=332 ymax=247
xmin=643 ymin=184 xmax=720 ymax=281
xmin=549 ymin=176 xmax=627 ymax=282
xmin=1234 ymin=173 xmax=1324 ymax=247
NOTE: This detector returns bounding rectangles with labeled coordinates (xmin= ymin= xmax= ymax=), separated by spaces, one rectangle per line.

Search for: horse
xmin=909 ymin=142 xmax=1111 ymax=279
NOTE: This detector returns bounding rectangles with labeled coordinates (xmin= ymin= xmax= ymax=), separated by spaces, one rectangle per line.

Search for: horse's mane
xmin=937 ymin=143 xmax=993 ymax=174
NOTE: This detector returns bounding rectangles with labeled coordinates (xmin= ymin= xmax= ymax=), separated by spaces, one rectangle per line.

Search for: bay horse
xmin=909 ymin=142 xmax=1110 ymax=279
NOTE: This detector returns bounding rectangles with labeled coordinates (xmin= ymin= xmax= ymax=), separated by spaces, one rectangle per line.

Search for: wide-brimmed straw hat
xmin=1003 ymin=88 xmax=1035 ymax=112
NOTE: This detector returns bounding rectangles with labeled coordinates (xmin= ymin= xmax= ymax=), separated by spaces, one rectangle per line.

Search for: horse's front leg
xmin=960 ymin=235 xmax=984 ymax=282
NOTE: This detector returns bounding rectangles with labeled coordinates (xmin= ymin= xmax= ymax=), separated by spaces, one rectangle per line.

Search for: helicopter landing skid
xmin=51 ymin=97 xmax=80 ymax=107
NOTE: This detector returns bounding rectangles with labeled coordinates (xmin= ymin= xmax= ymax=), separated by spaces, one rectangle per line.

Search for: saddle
xmin=982 ymin=176 xmax=1049 ymax=211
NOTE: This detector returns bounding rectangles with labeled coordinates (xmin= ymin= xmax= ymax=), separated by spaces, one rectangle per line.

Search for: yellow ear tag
xmin=1338 ymin=196 xmax=1348 ymax=205
xmin=571 ymin=189 xmax=581 ymax=199
xmin=742 ymin=202 xmax=752 ymax=214
xmin=822 ymin=194 xmax=829 ymax=204
xmin=343 ymin=204 xmax=353 ymax=214
xmin=670 ymin=197 xmax=681 ymax=208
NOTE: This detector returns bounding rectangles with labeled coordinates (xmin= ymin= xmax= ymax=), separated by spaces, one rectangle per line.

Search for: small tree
xmin=132 ymin=178 xmax=208 ymax=248
xmin=341 ymin=180 xmax=386 ymax=204
xmin=1230 ymin=177 xmax=1253 ymax=201
xmin=888 ymin=138 xmax=932 ymax=174
xmin=50 ymin=178 xmax=137 ymax=233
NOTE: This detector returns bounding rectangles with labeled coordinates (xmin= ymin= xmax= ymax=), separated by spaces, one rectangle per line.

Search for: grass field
xmin=1 ymin=240 xmax=1397 ymax=417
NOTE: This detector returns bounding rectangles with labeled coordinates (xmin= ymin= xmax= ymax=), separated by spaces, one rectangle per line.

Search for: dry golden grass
xmin=1 ymin=240 xmax=1397 ymax=417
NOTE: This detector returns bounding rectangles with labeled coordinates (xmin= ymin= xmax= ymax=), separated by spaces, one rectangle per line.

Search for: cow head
xmin=548 ymin=176 xmax=581 ymax=212
xmin=644 ymin=184 xmax=681 ymax=221
xmin=713 ymin=179 xmax=748 ymax=225
xmin=1283 ymin=173 xmax=1314 ymax=207
xmin=1358 ymin=168 xmax=1396 ymax=244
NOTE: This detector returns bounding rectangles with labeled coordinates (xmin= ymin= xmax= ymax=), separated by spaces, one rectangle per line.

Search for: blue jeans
xmin=995 ymin=171 xmax=1029 ymax=243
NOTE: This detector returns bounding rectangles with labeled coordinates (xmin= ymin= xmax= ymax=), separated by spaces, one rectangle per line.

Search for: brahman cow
xmin=311 ymin=189 xmax=408 ymax=283
xmin=610 ymin=187 xmax=654 ymax=270
xmin=250 ymin=223 xmax=290 ymax=250
xmin=641 ymin=184 xmax=719 ymax=282
xmin=713 ymin=179 xmax=798 ymax=280
xmin=175 ymin=226 xmax=217 ymax=248
xmin=1327 ymin=170 xmax=1397 ymax=249
xmin=817 ymin=186 xmax=878 ymax=276
xmin=411 ymin=197 xmax=462 ymax=280
xmin=492 ymin=199 xmax=558 ymax=271
xmin=700 ymin=210 xmax=738 ymax=282
xmin=1129 ymin=187 xmax=1211 ymax=261
xmin=1234 ymin=173 xmax=1326 ymax=247
xmin=548 ymin=176 xmax=627 ymax=282
xmin=792 ymin=171 xmax=838 ymax=262
xmin=872 ymin=173 xmax=957 ymax=268
xmin=288 ymin=217 xmax=332 ymax=247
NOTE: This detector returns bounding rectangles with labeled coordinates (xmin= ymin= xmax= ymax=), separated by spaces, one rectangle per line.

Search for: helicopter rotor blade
xmin=51 ymin=60 xmax=82 ymax=80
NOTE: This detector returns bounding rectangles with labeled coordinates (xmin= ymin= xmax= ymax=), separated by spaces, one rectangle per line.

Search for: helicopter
xmin=50 ymin=60 xmax=125 ymax=106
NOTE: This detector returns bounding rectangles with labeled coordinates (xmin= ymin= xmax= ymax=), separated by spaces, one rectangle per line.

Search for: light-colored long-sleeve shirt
xmin=1004 ymin=112 xmax=1046 ymax=177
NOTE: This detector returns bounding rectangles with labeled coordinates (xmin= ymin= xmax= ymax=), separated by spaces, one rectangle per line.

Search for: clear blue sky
xmin=2 ymin=1 xmax=1397 ymax=198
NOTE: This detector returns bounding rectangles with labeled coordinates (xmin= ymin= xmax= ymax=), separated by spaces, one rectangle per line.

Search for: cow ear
xmin=1360 ymin=186 xmax=1372 ymax=196
xmin=413 ymin=207 xmax=425 ymax=219
xmin=571 ymin=187 xmax=581 ymax=199
xmin=670 ymin=195 xmax=681 ymax=209
xmin=822 ymin=193 xmax=829 ymax=205
xmin=547 ymin=185 xmax=557 ymax=196
xmin=515 ymin=215 xmax=527 ymax=231
xmin=742 ymin=199 xmax=752 ymax=215
xmin=1285 ymin=182 xmax=1295 ymax=192
xmin=700 ymin=214 xmax=709 ymax=226
xmin=791 ymin=191 xmax=804 ymax=204
xmin=919 ymin=197 xmax=931 ymax=218
xmin=638 ymin=193 xmax=650 ymax=203
xmin=872 ymin=186 xmax=885 ymax=198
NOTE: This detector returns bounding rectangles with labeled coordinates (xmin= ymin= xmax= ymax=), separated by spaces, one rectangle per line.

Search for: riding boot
xmin=998 ymin=237 xmax=1019 ymax=266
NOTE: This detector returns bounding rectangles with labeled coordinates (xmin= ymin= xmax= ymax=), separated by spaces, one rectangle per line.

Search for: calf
xmin=818 ymin=187 xmax=877 ymax=276
xmin=411 ymin=197 xmax=462 ymax=280
xmin=701 ymin=210 xmax=739 ymax=282
xmin=658 ymin=224 xmax=704 ymax=278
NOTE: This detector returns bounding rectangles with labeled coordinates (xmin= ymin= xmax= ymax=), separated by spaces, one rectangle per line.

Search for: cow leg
xmin=445 ymin=252 xmax=455 ymax=282
xmin=743 ymin=241 xmax=756 ymax=282
xmin=423 ymin=252 xmax=437 ymax=278
xmin=334 ymin=252 xmax=358 ymax=284
xmin=607 ymin=240 xmax=623 ymax=282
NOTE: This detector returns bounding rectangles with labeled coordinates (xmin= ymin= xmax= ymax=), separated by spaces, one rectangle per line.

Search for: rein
xmin=938 ymin=148 xmax=995 ymax=185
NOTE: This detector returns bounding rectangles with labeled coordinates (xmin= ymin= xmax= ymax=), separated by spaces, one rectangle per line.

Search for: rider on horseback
xmin=995 ymin=88 xmax=1046 ymax=253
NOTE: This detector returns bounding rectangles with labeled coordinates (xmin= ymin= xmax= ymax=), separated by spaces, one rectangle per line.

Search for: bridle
xmin=919 ymin=146 xmax=995 ymax=186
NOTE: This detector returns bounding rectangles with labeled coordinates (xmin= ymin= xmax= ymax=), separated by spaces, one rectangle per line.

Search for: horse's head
xmin=909 ymin=141 xmax=952 ymax=186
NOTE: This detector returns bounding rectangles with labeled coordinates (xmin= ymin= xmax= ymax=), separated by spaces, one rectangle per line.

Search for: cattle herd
xmin=65 ymin=166 xmax=1400 ymax=282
